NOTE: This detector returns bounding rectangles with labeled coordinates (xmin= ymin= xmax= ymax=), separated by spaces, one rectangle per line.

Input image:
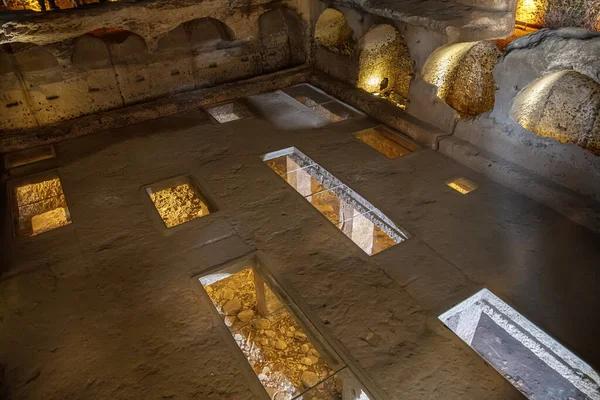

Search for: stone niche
xmin=452 ymin=28 xmax=600 ymax=201
xmin=0 ymin=0 xmax=307 ymax=132
xmin=313 ymin=7 xmax=359 ymax=84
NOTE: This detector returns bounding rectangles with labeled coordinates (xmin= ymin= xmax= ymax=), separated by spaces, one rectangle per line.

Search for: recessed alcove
xmin=357 ymin=25 xmax=413 ymax=108
xmin=198 ymin=256 xmax=374 ymax=399
xmin=422 ymin=41 xmax=501 ymax=117
xmin=440 ymin=289 xmax=600 ymax=399
xmin=510 ymin=70 xmax=600 ymax=156
xmin=263 ymin=147 xmax=408 ymax=255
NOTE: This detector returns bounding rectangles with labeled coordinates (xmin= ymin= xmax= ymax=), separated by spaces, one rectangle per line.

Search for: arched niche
xmin=422 ymin=41 xmax=500 ymax=117
xmin=181 ymin=18 xmax=235 ymax=52
xmin=357 ymin=24 xmax=413 ymax=108
xmin=72 ymin=34 xmax=113 ymax=68
xmin=259 ymin=7 xmax=306 ymax=73
xmin=7 ymin=42 xmax=60 ymax=72
xmin=0 ymin=44 xmax=38 ymax=131
xmin=511 ymin=70 xmax=600 ymax=156
xmin=95 ymin=29 xmax=149 ymax=64
xmin=314 ymin=8 xmax=354 ymax=54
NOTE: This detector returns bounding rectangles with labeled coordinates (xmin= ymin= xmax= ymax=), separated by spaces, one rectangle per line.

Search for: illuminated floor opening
xmin=282 ymin=84 xmax=363 ymax=123
xmin=10 ymin=171 xmax=71 ymax=238
xmin=205 ymin=102 xmax=249 ymax=123
xmin=440 ymin=289 xmax=600 ymax=400
xmin=446 ymin=177 xmax=478 ymax=195
xmin=199 ymin=257 xmax=374 ymax=400
xmin=145 ymin=176 xmax=212 ymax=228
xmin=263 ymin=147 xmax=408 ymax=255
xmin=5 ymin=145 xmax=56 ymax=169
xmin=354 ymin=126 xmax=419 ymax=159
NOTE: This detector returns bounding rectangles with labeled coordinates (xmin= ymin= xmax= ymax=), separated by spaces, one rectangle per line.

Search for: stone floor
xmin=1 ymin=87 xmax=599 ymax=399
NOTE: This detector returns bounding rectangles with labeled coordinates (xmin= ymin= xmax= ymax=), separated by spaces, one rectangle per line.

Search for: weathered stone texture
xmin=423 ymin=41 xmax=500 ymax=117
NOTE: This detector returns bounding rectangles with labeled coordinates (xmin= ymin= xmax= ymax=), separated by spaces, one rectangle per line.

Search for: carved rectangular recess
xmin=354 ymin=126 xmax=420 ymax=159
xmin=4 ymin=144 xmax=56 ymax=169
xmin=439 ymin=289 xmax=600 ymax=400
xmin=263 ymin=148 xmax=408 ymax=255
xmin=282 ymin=84 xmax=363 ymax=123
xmin=446 ymin=177 xmax=478 ymax=194
xmin=144 ymin=176 xmax=213 ymax=228
xmin=10 ymin=170 xmax=72 ymax=238
xmin=205 ymin=101 xmax=250 ymax=123
xmin=198 ymin=256 xmax=375 ymax=400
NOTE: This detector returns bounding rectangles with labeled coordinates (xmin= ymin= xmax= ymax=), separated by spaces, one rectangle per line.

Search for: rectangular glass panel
xmin=354 ymin=126 xmax=419 ymax=159
xmin=12 ymin=174 xmax=72 ymax=237
xmin=199 ymin=258 xmax=357 ymax=400
xmin=5 ymin=144 xmax=56 ymax=169
xmin=446 ymin=177 xmax=478 ymax=194
xmin=263 ymin=147 xmax=408 ymax=255
xmin=439 ymin=289 xmax=600 ymax=400
xmin=146 ymin=179 xmax=212 ymax=228
xmin=282 ymin=84 xmax=363 ymax=124
xmin=282 ymin=84 xmax=334 ymax=106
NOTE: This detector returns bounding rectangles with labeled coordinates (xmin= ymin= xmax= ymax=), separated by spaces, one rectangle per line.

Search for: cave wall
xmin=0 ymin=0 xmax=309 ymax=132
xmin=452 ymin=29 xmax=600 ymax=200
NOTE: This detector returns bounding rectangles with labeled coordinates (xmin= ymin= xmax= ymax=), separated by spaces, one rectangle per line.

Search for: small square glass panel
xmin=146 ymin=178 xmax=212 ymax=228
xmin=11 ymin=172 xmax=72 ymax=238
xmin=205 ymin=102 xmax=248 ymax=123
xmin=439 ymin=289 xmax=600 ymax=400
xmin=354 ymin=126 xmax=419 ymax=159
xmin=446 ymin=177 xmax=478 ymax=194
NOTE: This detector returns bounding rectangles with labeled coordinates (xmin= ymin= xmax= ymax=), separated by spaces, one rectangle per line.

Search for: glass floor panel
xmin=263 ymin=147 xmax=408 ymax=255
xmin=439 ymin=289 xmax=600 ymax=400
xmin=199 ymin=257 xmax=375 ymax=400
xmin=354 ymin=126 xmax=419 ymax=159
xmin=10 ymin=171 xmax=72 ymax=238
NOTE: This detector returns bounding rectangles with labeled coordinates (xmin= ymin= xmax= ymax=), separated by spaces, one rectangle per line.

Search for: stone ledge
xmin=0 ymin=66 xmax=311 ymax=153
xmin=310 ymin=71 xmax=450 ymax=149
xmin=329 ymin=0 xmax=515 ymax=42
xmin=438 ymin=135 xmax=600 ymax=233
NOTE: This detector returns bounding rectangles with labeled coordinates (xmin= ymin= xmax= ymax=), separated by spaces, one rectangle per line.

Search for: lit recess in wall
xmin=354 ymin=126 xmax=420 ymax=159
xmin=446 ymin=177 xmax=478 ymax=195
xmin=198 ymin=256 xmax=375 ymax=399
xmin=145 ymin=176 xmax=213 ymax=228
xmin=515 ymin=0 xmax=546 ymax=27
xmin=282 ymin=84 xmax=363 ymax=124
xmin=205 ymin=101 xmax=250 ymax=123
xmin=4 ymin=144 xmax=56 ymax=169
xmin=263 ymin=147 xmax=408 ymax=255
xmin=439 ymin=289 xmax=600 ymax=399
xmin=10 ymin=171 xmax=72 ymax=238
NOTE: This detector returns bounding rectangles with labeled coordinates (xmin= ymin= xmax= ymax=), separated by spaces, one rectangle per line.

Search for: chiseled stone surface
xmin=453 ymin=28 xmax=600 ymax=201
xmin=2 ymin=101 xmax=599 ymax=398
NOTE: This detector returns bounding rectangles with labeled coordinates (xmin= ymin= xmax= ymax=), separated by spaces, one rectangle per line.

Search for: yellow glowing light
xmin=446 ymin=177 xmax=478 ymax=194
xmin=515 ymin=0 xmax=546 ymax=26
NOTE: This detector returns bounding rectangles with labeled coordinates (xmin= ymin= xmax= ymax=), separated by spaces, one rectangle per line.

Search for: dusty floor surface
xmin=1 ymin=90 xmax=599 ymax=399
